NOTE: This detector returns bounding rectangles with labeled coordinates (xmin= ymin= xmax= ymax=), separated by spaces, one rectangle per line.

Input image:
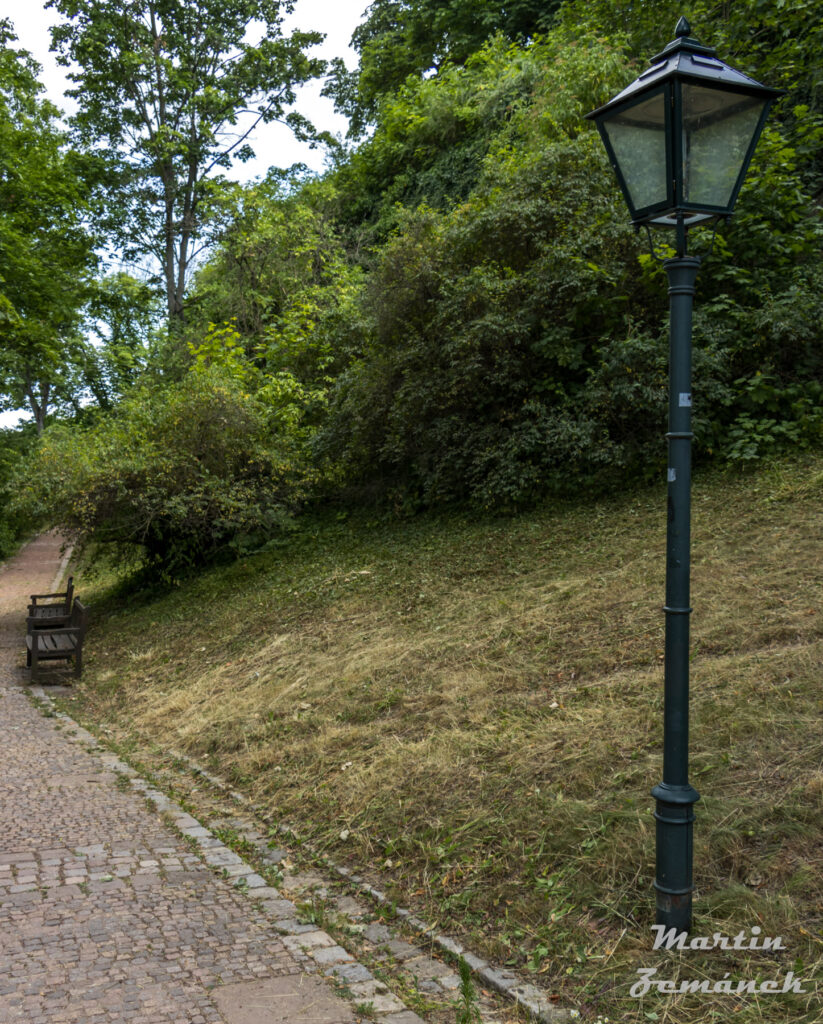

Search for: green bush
xmin=0 ymin=424 xmax=39 ymax=557
xmin=15 ymin=366 xmax=309 ymax=579
xmin=318 ymin=32 xmax=660 ymax=508
xmin=316 ymin=26 xmax=823 ymax=511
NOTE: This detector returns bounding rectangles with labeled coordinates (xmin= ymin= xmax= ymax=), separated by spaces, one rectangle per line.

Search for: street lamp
xmin=585 ymin=18 xmax=782 ymax=933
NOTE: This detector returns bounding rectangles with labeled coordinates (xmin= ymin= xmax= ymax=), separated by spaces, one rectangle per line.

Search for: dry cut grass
xmin=66 ymin=454 xmax=823 ymax=1023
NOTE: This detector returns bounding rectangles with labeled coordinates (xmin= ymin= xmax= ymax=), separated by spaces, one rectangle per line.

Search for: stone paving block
xmin=435 ymin=972 xmax=460 ymax=991
xmin=238 ymin=873 xmax=268 ymax=888
xmin=203 ymin=848 xmax=244 ymax=867
xmin=366 ymin=992 xmax=408 ymax=1014
xmin=280 ymin=872 xmax=326 ymax=891
xmin=180 ymin=827 xmax=212 ymax=840
xmin=272 ymin=919 xmax=319 ymax=935
xmin=310 ymin=945 xmax=354 ymax=966
xmin=382 ymin=939 xmax=420 ymax=962
xmin=460 ymin=951 xmax=488 ymax=971
xmin=511 ymin=983 xmax=573 ymax=1021
xmin=434 ymin=935 xmax=464 ymax=956
xmin=479 ymin=965 xmax=519 ymax=991
xmin=210 ymin=974 xmax=355 ymax=1023
xmin=403 ymin=957 xmax=453 ymax=982
xmin=281 ymin=930 xmax=336 ymax=952
xmin=363 ymin=923 xmax=394 ymax=944
xmin=259 ymin=848 xmax=287 ymax=865
xmin=87 ymin=879 xmax=126 ymax=894
xmin=348 ymin=980 xmax=390 ymax=999
xmin=334 ymin=896 xmax=367 ymax=919
xmin=220 ymin=862 xmax=251 ymax=878
xmin=323 ymin=962 xmax=374 ymax=985
xmin=171 ymin=814 xmax=200 ymax=829
xmin=249 ymin=887 xmax=283 ymax=901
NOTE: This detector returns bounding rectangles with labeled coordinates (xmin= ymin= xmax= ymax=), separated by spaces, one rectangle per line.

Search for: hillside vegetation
xmin=6 ymin=0 xmax=823 ymax=564
xmin=62 ymin=453 xmax=823 ymax=1023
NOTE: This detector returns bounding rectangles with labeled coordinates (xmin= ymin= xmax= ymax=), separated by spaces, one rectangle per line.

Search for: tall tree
xmin=0 ymin=19 xmax=97 ymax=432
xmin=325 ymin=0 xmax=560 ymax=136
xmin=48 ymin=0 xmax=326 ymax=322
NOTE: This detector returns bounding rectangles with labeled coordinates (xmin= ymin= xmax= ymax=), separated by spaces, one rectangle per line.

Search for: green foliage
xmin=316 ymin=17 xmax=823 ymax=510
xmin=455 ymin=956 xmax=481 ymax=1024
xmin=326 ymin=0 xmax=561 ymax=136
xmin=319 ymin=33 xmax=665 ymax=508
xmin=331 ymin=34 xmax=593 ymax=239
xmin=48 ymin=0 xmax=326 ymax=319
xmin=695 ymin=269 xmax=823 ymax=463
xmin=191 ymin=175 xmax=365 ymax=386
xmin=16 ymin=366 xmax=310 ymax=578
xmin=8 ymin=0 xmax=819 ymax=553
xmin=0 ymin=424 xmax=39 ymax=556
xmin=80 ymin=272 xmax=161 ymax=410
xmin=0 ymin=19 xmax=97 ymax=430
xmin=188 ymin=320 xmax=255 ymax=388
xmin=187 ymin=174 xmax=366 ymax=449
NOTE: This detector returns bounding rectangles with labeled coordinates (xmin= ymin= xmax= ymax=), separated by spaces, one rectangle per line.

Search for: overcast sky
xmin=2 ymin=0 xmax=368 ymax=428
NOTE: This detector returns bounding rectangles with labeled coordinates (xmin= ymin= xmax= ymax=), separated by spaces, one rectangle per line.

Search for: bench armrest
xmin=30 ymin=593 xmax=69 ymax=603
xmin=32 ymin=625 xmax=82 ymax=636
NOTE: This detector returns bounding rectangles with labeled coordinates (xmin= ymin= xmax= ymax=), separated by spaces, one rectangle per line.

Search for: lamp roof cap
xmin=585 ymin=19 xmax=784 ymax=121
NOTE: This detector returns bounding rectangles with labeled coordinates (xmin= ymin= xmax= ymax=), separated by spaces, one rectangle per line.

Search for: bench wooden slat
xmin=27 ymin=634 xmax=78 ymax=654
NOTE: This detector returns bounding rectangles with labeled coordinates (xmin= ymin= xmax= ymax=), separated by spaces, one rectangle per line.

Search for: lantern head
xmin=586 ymin=17 xmax=783 ymax=227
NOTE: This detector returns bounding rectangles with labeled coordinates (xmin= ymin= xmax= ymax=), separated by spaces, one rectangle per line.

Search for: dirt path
xmin=0 ymin=535 xmax=417 ymax=1024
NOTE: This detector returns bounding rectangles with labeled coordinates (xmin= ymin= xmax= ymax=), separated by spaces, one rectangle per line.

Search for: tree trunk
xmin=24 ymin=377 xmax=51 ymax=434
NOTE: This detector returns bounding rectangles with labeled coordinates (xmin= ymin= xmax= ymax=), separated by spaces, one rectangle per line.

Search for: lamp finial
xmin=675 ymin=16 xmax=692 ymax=38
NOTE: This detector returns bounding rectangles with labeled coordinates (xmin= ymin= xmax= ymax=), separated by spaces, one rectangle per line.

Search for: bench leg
xmin=74 ymin=645 xmax=83 ymax=678
xmin=30 ymin=643 xmax=39 ymax=683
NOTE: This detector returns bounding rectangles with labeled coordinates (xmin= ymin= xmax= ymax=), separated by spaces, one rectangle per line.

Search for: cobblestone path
xmin=0 ymin=534 xmax=360 ymax=1024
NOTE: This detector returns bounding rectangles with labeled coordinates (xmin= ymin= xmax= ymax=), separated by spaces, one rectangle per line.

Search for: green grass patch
xmin=64 ymin=453 xmax=823 ymax=1022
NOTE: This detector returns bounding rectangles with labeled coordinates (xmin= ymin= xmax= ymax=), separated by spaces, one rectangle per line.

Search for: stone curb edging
xmin=27 ymin=686 xmax=574 ymax=1024
xmin=49 ymin=542 xmax=75 ymax=594
xmin=165 ymin=748 xmax=574 ymax=1024
xmin=27 ymin=687 xmax=425 ymax=1024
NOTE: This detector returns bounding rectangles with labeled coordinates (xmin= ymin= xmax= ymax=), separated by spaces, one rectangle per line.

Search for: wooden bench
xmin=28 ymin=576 xmax=74 ymax=628
xmin=26 ymin=599 xmax=87 ymax=682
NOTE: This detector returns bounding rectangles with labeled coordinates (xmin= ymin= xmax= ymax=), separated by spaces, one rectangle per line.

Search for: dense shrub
xmin=315 ymin=27 xmax=823 ymax=510
xmin=15 ymin=366 xmax=309 ymax=578
xmin=0 ymin=424 xmax=40 ymax=557
xmin=317 ymin=35 xmax=664 ymax=508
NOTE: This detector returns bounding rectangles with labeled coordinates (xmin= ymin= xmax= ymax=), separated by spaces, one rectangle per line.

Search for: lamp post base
xmin=652 ymin=781 xmax=701 ymax=932
xmin=654 ymin=889 xmax=694 ymax=934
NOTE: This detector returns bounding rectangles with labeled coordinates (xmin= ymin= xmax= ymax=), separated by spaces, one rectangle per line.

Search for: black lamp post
xmin=586 ymin=18 xmax=782 ymax=933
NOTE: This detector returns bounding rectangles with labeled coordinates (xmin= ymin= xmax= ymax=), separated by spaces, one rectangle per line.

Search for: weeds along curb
xmin=163 ymin=745 xmax=574 ymax=1024
xmin=26 ymin=684 xmax=573 ymax=1023
xmin=27 ymin=687 xmax=428 ymax=1024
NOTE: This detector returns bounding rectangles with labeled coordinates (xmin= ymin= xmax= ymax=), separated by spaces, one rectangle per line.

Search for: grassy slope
xmin=66 ymin=454 xmax=823 ymax=1022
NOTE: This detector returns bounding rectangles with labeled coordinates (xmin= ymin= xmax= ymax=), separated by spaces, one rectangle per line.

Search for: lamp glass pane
xmin=601 ymin=91 xmax=668 ymax=212
xmin=682 ymin=84 xmax=766 ymax=209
